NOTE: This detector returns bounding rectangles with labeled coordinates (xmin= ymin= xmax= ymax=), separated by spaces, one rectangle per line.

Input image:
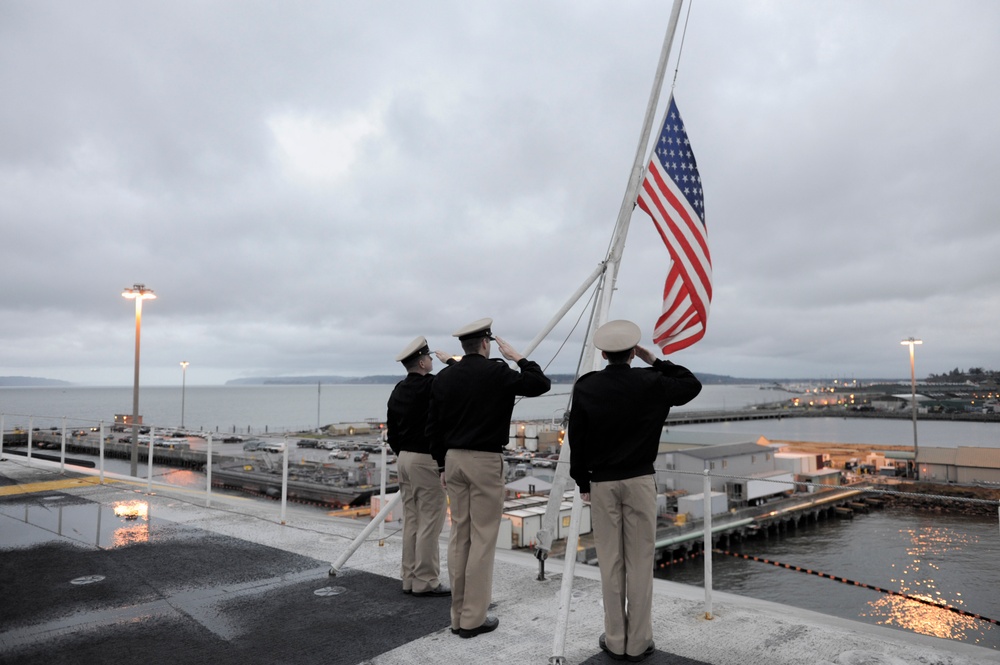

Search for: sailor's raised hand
xmin=494 ymin=336 xmax=524 ymax=363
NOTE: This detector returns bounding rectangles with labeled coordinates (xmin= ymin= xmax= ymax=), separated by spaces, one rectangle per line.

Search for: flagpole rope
xmin=671 ymin=0 xmax=696 ymax=90
xmin=539 ymin=275 xmax=600 ymax=376
xmin=513 ymin=278 xmax=599 ymax=409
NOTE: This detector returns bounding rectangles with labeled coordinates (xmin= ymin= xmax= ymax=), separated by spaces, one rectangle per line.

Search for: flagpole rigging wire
xmin=513 ymin=278 xmax=601 ymax=409
xmin=670 ymin=0 xmax=695 ymax=90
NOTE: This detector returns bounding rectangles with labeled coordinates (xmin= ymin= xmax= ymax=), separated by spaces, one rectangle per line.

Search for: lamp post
xmin=180 ymin=361 xmax=189 ymax=429
xmin=901 ymin=337 xmax=922 ymax=479
xmin=122 ymin=284 xmax=156 ymax=477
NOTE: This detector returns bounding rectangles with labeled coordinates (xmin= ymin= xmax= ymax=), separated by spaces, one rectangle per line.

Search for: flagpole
xmin=591 ymin=0 xmax=684 ymax=344
xmin=546 ymin=3 xmax=687 ymax=663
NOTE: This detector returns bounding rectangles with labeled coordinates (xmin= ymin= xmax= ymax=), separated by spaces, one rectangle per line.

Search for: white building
xmin=655 ymin=431 xmax=795 ymax=507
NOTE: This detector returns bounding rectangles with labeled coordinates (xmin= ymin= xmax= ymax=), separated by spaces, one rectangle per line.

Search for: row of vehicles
xmin=296 ymin=439 xmax=384 ymax=453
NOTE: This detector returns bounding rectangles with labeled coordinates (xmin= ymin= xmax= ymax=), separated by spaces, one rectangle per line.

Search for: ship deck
xmin=1 ymin=457 xmax=995 ymax=665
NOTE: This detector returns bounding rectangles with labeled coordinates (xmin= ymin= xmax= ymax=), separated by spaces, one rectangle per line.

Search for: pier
xmin=665 ymin=409 xmax=788 ymax=426
xmin=572 ymin=486 xmax=875 ymax=566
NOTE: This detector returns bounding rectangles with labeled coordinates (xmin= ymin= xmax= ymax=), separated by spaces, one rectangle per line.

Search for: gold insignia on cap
xmin=452 ymin=317 xmax=494 ymax=341
xmin=395 ymin=335 xmax=430 ymax=363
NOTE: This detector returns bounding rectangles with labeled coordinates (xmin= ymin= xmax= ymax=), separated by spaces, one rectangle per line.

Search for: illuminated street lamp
xmin=900 ymin=337 xmax=922 ymax=479
xmin=180 ymin=361 xmax=189 ymax=429
xmin=122 ymin=284 xmax=156 ymax=477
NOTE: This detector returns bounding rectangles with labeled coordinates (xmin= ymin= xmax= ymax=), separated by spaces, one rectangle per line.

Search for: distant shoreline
xmin=2 ymin=373 xmax=916 ymax=388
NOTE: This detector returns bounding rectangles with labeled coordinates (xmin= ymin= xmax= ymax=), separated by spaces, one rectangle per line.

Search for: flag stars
xmin=650 ymin=99 xmax=705 ymax=222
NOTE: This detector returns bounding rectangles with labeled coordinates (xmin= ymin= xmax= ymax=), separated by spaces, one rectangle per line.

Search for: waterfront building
xmin=919 ymin=445 xmax=1000 ymax=484
xmin=499 ymin=492 xmax=591 ymax=550
xmin=655 ymin=432 xmax=794 ymax=506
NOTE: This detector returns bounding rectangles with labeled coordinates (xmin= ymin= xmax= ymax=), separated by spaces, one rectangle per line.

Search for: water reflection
xmin=110 ymin=500 xmax=150 ymax=547
xmin=0 ymin=499 xmax=153 ymax=550
xmin=862 ymin=524 xmax=983 ymax=643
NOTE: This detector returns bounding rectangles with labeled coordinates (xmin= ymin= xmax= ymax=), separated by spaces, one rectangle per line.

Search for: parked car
xmin=353 ymin=453 xmax=369 ymax=462
xmin=297 ymin=439 xmax=319 ymax=448
xmin=242 ymin=440 xmax=263 ymax=451
xmin=260 ymin=442 xmax=286 ymax=454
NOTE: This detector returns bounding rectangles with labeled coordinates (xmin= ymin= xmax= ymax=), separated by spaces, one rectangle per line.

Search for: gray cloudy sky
xmin=2 ymin=1 xmax=999 ymax=386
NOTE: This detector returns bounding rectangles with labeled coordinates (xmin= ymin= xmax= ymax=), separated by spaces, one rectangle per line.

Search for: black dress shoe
xmin=625 ymin=642 xmax=655 ymax=662
xmin=412 ymin=584 xmax=451 ymax=597
xmin=458 ymin=616 xmax=499 ymax=638
xmin=599 ymin=633 xmax=626 ymax=661
xmin=402 ymin=589 xmax=412 ymax=595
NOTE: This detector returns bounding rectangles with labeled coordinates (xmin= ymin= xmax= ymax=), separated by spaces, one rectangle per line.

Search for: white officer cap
xmin=395 ymin=336 xmax=431 ymax=363
xmin=452 ymin=317 xmax=495 ymax=341
xmin=594 ymin=320 xmax=641 ymax=352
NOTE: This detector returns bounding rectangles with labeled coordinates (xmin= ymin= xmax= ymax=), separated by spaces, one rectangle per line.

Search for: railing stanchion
xmin=206 ymin=434 xmax=213 ymax=507
xmin=60 ymin=416 xmax=67 ymax=473
xmin=280 ymin=443 xmax=289 ymax=524
xmin=147 ymin=426 xmax=155 ymax=493
xmin=379 ymin=441 xmax=387 ymax=544
xmin=703 ymin=467 xmax=714 ymax=620
xmin=98 ymin=421 xmax=105 ymax=483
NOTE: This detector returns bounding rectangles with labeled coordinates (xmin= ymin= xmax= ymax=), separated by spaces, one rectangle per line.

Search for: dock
xmin=1 ymin=455 xmax=996 ymax=665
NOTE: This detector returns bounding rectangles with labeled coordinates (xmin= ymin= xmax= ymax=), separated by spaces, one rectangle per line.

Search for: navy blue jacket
xmin=427 ymin=354 xmax=551 ymax=468
xmin=569 ymin=359 xmax=701 ymax=493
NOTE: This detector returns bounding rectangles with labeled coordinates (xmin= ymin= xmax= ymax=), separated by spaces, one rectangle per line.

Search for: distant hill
xmin=226 ymin=372 xmax=762 ymax=386
xmin=0 ymin=376 xmax=73 ymax=387
xmin=227 ymin=375 xmax=397 ymax=386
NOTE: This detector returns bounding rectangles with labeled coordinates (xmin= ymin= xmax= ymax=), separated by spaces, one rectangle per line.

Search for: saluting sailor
xmin=569 ymin=319 xmax=702 ymax=662
xmin=386 ymin=336 xmax=454 ymax=597
xmin=427 ymin=317 xmax=551 ymax=638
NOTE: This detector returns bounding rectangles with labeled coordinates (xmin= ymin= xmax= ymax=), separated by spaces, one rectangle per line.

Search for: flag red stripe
xmin=639 ymin=165 xmax=712 ymax=302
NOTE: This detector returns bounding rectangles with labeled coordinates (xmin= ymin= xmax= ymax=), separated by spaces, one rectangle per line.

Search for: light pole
xmin=901 ymin=337 xmax=922 ymax=479
xmin=123 ymin=284 xmax=156 ymax=477
xmin=180 ymin=361 xmax=189 ymax=429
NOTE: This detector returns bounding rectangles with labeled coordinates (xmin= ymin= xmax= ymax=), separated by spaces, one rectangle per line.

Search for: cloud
xmin=2 ymin=1 xmax=999 ymax=386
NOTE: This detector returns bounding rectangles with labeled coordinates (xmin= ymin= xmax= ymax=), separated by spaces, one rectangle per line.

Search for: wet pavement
xmin=1 ymin=456 xmax=996 ymax=665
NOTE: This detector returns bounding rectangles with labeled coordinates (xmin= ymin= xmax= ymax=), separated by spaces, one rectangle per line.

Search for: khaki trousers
xmin=398 ymin=451 xmax=447 ymax=593
xmin=590 ymin=475 xmax=656 ymax=658
xmin=444 ymin=449 xmax=504 ymax=630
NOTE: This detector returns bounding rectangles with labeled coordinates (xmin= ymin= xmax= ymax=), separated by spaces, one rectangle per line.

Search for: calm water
xmin=0 ymin=383 xmax=793 ymax=433
xmin=658 ymin=507 xmax=1000 ymax=650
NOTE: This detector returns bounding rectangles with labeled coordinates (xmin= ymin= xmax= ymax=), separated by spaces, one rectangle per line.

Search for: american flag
xmin=636 ymin=96 xmax=711 ymax=354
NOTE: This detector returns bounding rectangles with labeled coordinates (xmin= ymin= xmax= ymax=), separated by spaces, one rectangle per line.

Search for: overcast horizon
xmin=3 ymin=1 xmax=999 ymax=387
